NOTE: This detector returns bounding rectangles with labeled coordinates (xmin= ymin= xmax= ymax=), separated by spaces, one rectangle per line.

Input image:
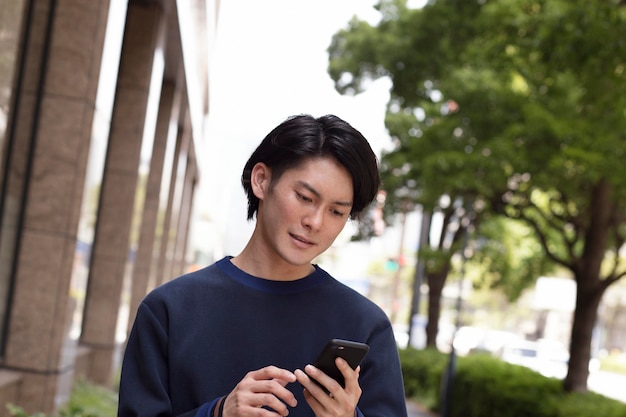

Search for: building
xmin=0 ymin=0 xmax=219 ymax=414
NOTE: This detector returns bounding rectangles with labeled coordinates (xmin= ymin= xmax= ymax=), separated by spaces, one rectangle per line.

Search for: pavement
xmin=406 ymin=399 xmax=439 ymax=417
xmin=256 ymin=398 xmax=435 ymax=416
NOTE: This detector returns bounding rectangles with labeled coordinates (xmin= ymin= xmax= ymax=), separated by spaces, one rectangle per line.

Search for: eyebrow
xmin=297 ymin=181 xmax=353 ymax=207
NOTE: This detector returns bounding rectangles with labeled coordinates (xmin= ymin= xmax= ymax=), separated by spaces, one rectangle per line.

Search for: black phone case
xmin=312 ymin=339 xmax=370 ymax=388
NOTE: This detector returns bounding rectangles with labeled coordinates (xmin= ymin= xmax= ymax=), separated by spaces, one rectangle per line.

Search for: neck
xmin=231 ymin=247 xmax=314 ymax=281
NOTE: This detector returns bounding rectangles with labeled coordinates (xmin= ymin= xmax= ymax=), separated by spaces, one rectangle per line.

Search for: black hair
xmin=241 ymin=114 xmax=380 ymax=220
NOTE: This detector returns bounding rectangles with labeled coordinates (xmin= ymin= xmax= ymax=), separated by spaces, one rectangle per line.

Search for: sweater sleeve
xmin=358 ymin=321 xmax=409 ymax=417
xmin=117 ymin=301 xmax=210 ymax=417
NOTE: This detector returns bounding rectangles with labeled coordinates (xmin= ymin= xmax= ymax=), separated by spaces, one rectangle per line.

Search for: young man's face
xmin=252 ymin=156 xmax=354 ymax=268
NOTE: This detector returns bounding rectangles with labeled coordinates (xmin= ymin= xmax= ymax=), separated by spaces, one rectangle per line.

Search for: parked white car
xmin=501 ymin=339 xmax=569 ymax=379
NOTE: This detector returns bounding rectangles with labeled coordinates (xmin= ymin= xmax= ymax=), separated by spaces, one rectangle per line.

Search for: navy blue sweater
xmin=118 ymin=257 xmax=407 ymax=417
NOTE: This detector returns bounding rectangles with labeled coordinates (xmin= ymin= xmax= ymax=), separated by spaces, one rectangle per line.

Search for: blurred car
xmin=393 ymin=324 xmax=410 ymax=349
xmin=501 ymin=339 xmax=569 ymax=379
xmin=452 ymin=326 xmax=518 ymax=357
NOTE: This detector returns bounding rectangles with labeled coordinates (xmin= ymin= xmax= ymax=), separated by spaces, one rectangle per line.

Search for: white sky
xmin=200 ymin=0 xmax=395 ymax=257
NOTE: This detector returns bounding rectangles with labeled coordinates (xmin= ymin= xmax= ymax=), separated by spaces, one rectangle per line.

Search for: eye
xmin=330 ymin=208 xmax=347 ymax=217
xmin=296 ymin=192 xmax=313 ymax=203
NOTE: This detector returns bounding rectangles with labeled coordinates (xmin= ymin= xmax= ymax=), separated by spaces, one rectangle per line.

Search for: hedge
xmin=399 ymin=348 xmax=626 ymax=417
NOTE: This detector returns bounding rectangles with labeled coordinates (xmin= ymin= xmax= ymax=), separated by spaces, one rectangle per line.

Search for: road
xmin=589 ymin=370 xmax=626 ymax=403
xmin=406 ymin=399 xmax=438 ymax=417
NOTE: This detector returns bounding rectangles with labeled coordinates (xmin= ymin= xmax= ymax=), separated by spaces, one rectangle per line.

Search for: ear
xmin=250 ymin=162 xmax=271 ymax=200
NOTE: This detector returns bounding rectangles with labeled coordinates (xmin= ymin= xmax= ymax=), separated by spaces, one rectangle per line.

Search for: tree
xmin=328 ymin=0 xmax=626 ymax=392
xmin=471 ymin=214 xmax=553 ymax=302
xmin=419 ymin=199 xmax=469 ymax=348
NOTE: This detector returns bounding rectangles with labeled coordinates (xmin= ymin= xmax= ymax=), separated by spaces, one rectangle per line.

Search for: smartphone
xmin=311 ymin=339 xmax=370 ymax=390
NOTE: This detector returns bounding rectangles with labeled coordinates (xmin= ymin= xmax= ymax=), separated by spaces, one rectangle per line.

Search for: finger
xmin=253 ymin=379 xmax=298 ymax=407
xmin=296 ymin=366 xmax=339 ymax=401
xmin=336 ymin=357 xmax=360 ymax=389
xmin=295 ymin=368 xmax=321 ymax=394
xmin=252 ymin=393 xmax=293 ymax=415
xmin=232 ymin=367 xmax=298 ymax=411
xmin=250 ymin=365 xmax=297 ymax=383
xmin=224 ymin=393 xmax=292 ymax=417
xmin=296 ymin=370 xmax=327 ymax=414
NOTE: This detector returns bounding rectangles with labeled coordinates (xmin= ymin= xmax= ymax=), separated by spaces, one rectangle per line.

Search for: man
xmin=118 ymin=114 xmax=408 ymax=417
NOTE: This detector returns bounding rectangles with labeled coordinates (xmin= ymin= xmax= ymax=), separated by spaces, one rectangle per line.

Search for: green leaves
xmin=330 ymin=0 xmax=626 ymax=245
xmin=330 ymin=0 xmax=626 ymax=305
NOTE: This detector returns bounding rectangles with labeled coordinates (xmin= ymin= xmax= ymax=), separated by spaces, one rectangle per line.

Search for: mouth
xmin=289 ymin=233 xmax=314 ymax=246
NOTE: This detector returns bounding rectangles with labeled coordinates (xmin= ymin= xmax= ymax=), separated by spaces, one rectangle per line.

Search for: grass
xmin=7 ymin=380 xmax=118 ymax=417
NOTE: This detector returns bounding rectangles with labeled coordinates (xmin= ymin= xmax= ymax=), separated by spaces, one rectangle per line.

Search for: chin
xmin=284 ymin=257 xmax=314 ymax=267
xmin=281 ymin=251 xmax=318 ymax=267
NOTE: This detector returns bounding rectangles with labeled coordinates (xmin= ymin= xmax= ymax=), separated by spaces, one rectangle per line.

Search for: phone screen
xmin=312 ymin=339 xmax=369 ymax=389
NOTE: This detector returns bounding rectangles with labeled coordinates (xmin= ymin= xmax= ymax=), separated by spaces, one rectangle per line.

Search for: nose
xmin=302 ymin=207 xmax=323 ymax=231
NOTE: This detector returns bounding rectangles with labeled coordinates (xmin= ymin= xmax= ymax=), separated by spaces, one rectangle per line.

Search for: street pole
xmin=389 ymin=203 xmax=408 ymax=324
xmin=408 ymin=208 xmax=431 ymax=346
xmin=441 ymin=207 xmax=472 ymax=417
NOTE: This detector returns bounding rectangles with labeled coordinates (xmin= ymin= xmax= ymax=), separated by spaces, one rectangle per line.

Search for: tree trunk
xmin=424 ymin=207 xmax=466 ymax=348
xmin=425 ymin=269 xmax=448 ymax=347
xmin=563 ymin=278 xmax=604 ymax=392
xmin=563 ymin=179 xmax=613 ymax=392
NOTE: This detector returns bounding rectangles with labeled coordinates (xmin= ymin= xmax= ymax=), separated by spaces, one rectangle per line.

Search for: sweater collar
xmin=216 ymin=256 xmax=328 ymax=294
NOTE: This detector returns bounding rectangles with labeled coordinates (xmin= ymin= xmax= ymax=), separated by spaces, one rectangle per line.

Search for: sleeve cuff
xmin=196 ymin=398 xmax=220 ymax=417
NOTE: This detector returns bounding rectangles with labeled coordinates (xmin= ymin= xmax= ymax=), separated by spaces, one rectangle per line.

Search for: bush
xmin=7 ymin=379 xmax=117 ymax=417
xmin=448 ymin=354 xmax=562 ymax=417
xmin=399 ymin=348 xmax=626 ymax=417
xmin=599 ymin=354 xmax=626 ymax=375
xmin=60 ymin=379 xmax=118 ymax=417
xmin=399 ymin=347 xmax=448 ymax=409
xmin=553 ymin=390 xmax=626 ymax=417
xmin=6 ymin=405 xmax=45 ymax=417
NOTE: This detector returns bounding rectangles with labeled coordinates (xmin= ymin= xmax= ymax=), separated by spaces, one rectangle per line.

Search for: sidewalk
xmin=406 ymin=399 xmax=439 ymax=417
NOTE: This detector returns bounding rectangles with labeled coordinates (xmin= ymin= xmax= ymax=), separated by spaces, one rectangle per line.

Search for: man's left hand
xmin=294 ymin=357 xmax=361 ymax=417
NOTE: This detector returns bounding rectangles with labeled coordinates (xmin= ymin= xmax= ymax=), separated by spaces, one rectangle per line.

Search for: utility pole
xmin=389 ymin=201 xmax=408 ymax=324
xmin=408 ymin=208 xmax=431 ymax=345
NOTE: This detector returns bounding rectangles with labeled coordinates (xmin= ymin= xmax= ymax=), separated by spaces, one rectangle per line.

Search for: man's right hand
xmin=221 ymin=366 xmax=298 ymax=416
